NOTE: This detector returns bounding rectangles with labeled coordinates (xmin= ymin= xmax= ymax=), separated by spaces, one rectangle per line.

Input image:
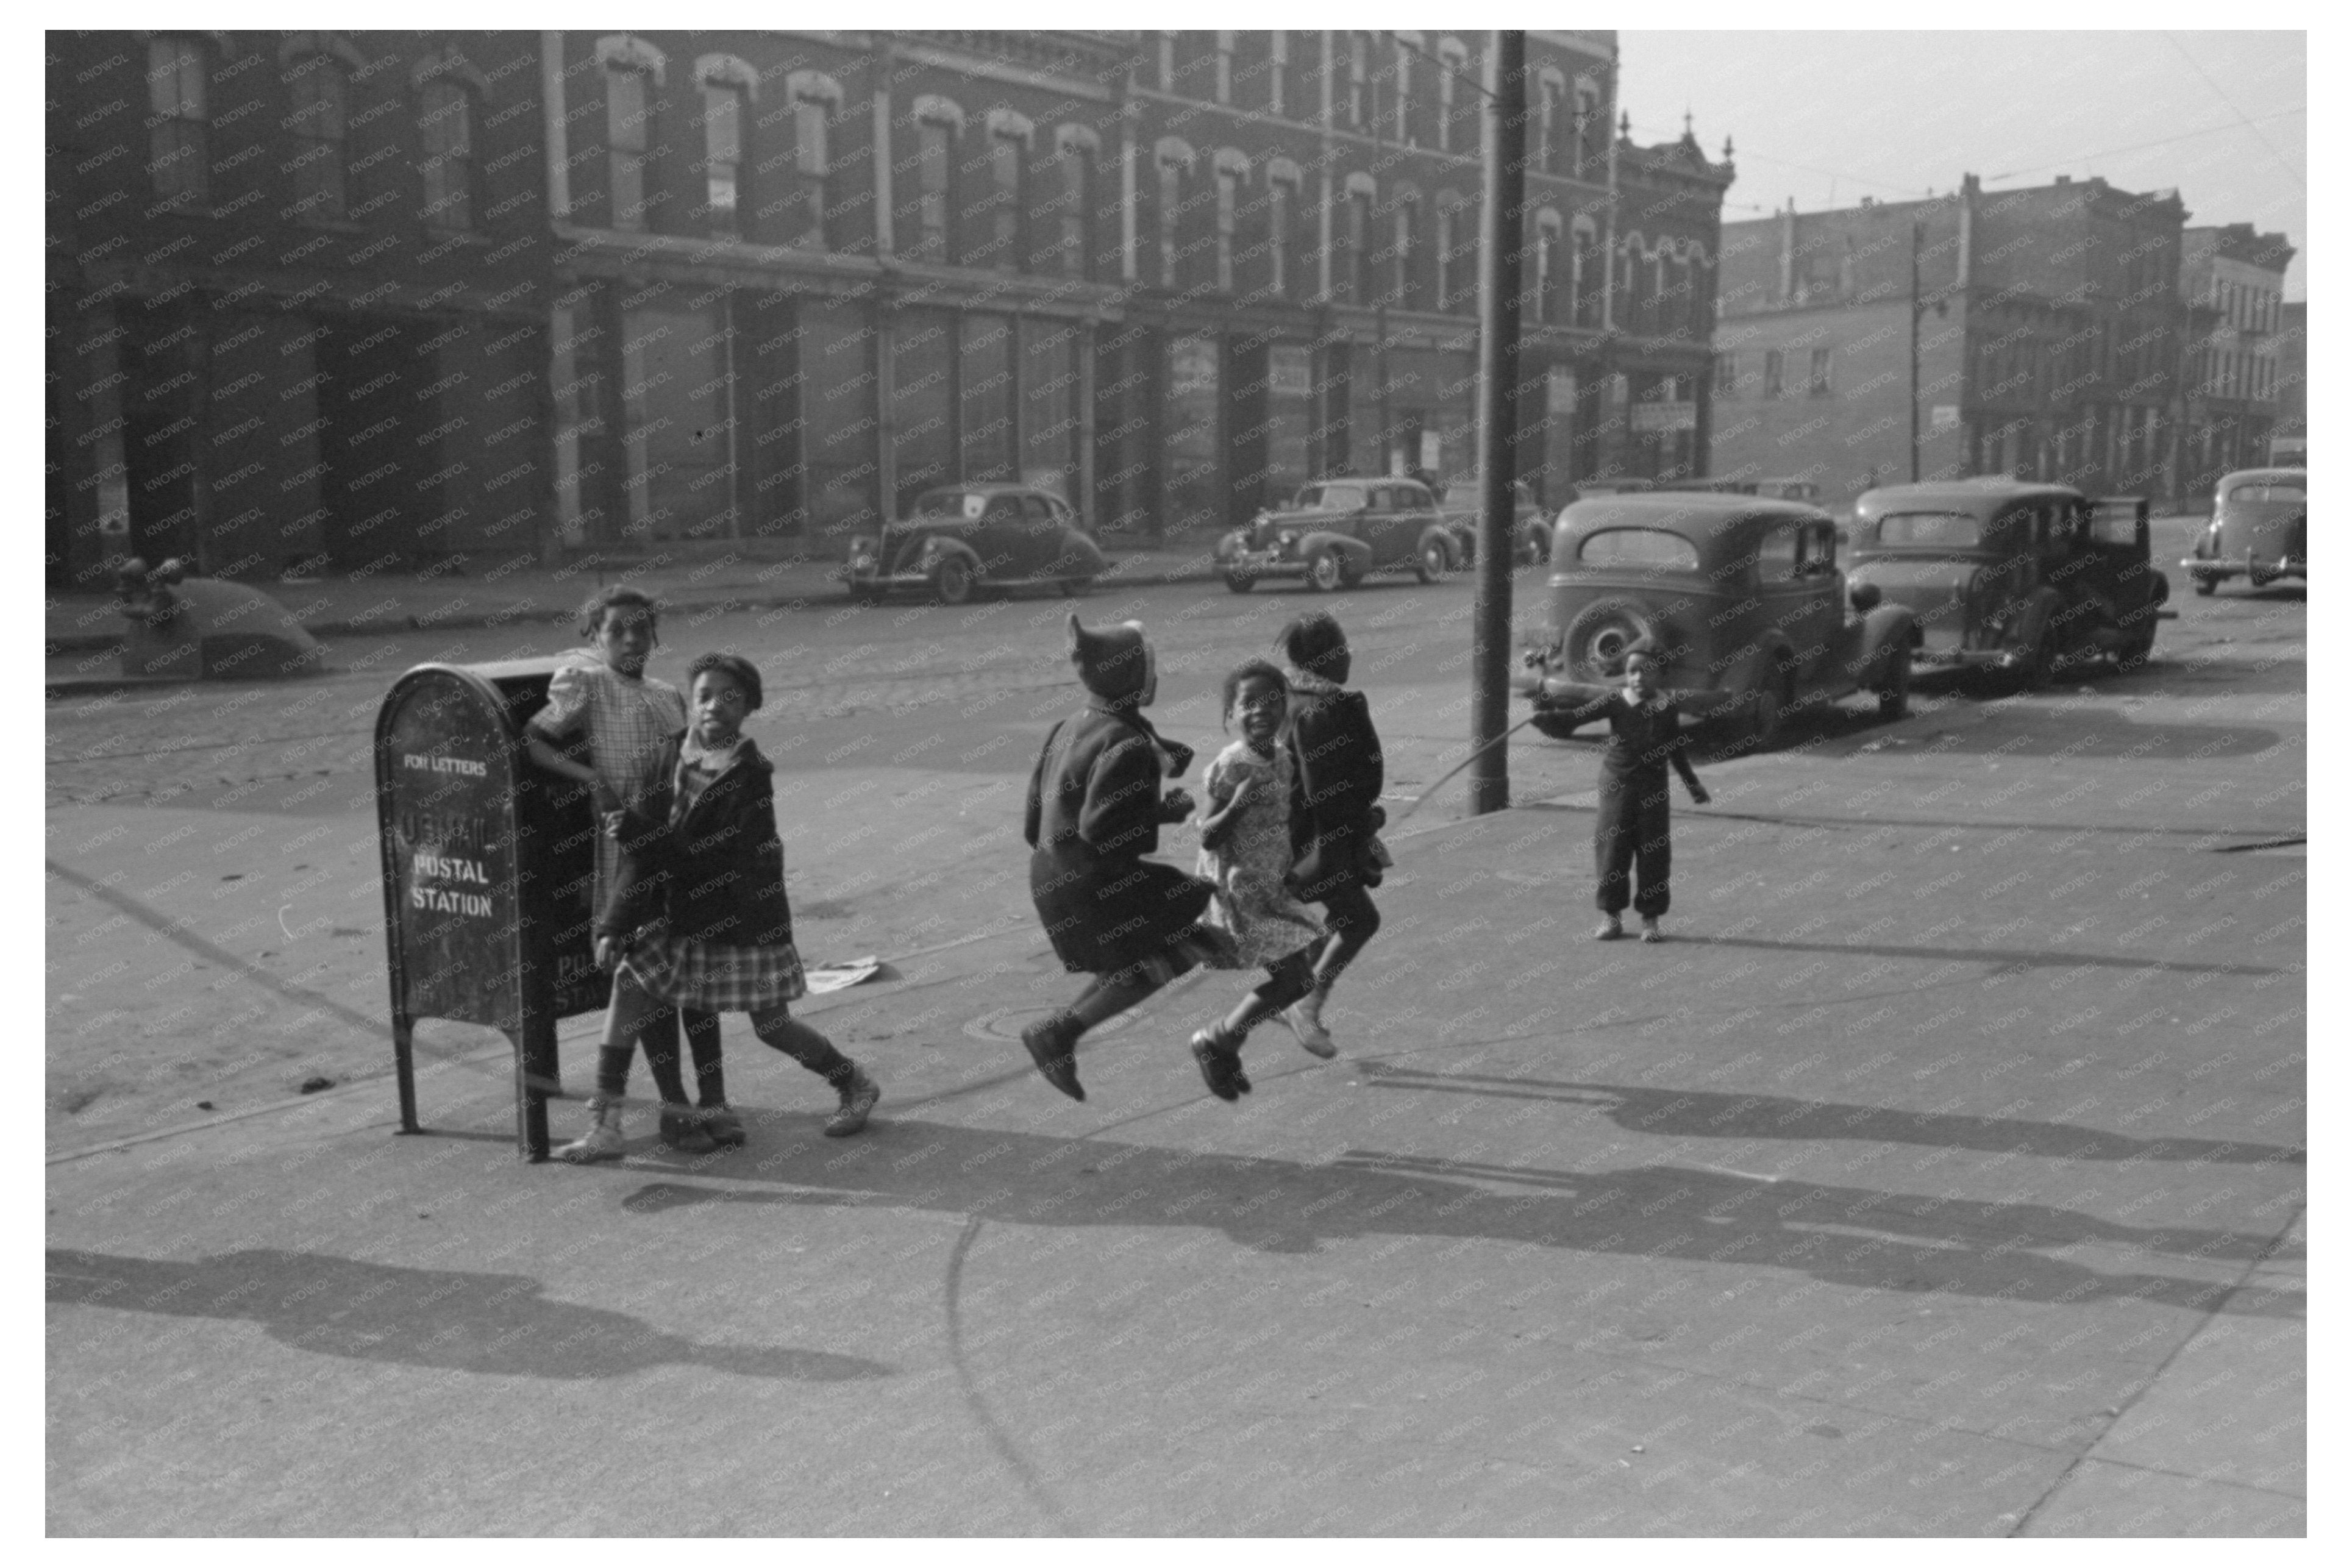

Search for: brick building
xmin=2271 ymin=299 xmax=2306 ymax=465
xmin=1712 ymin=173 xmax=2192 ymax=505
xmin=48 ymin=30 xmax=1733 ymax=587
xmin=2173 ymin=223 xmax=2295 ymax=491
xmin=48 ymin=31 xmax=554 ymax=592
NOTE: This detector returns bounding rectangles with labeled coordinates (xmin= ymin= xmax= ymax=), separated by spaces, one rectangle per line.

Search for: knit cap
xmin=1067 ymin=613 xmax=1153 ymax=702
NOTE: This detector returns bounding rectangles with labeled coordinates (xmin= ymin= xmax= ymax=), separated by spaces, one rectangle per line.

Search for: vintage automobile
xmin=1751 ymin=477 xmax=1822 ymax=503
xmin=1431 ymin=476 xmax=1547 ymax=566
xmin=841 ymin=482 xmax=1106 ymax=604
xmin=1217 ymin=476 xmax=1463 ymax=593
xmin=1514 ymin=493 xmax=1918 ymax=746
xmin=2183 ymin=467 xmax=2306 ymax=594
xmin=1847 ymin=480 xmax=2168 ymax=686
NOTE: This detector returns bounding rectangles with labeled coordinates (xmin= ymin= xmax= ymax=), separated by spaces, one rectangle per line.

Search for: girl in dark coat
xmin=1021 ymin=616 xmax=1235 ymax=1102
xmin=1277 ymin=612 xmax=1389 ymax=1055
xmin=1558 ymin=639 xmax=1709 ymax=943
xmin=555 ymin=652 xmax=879 ymax=1161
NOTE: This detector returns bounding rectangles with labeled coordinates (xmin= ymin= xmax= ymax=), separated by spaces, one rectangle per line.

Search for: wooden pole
xmin=1470 ymin=31 xmax=1528 ymax=817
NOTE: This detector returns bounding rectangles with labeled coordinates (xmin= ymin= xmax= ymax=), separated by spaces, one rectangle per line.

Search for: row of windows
xmin=2198 ymin=347 xmax=2278 ymax=401
xmin=1714 ymin=349 xmax=1833 ymax=399
xmin=146 ymin=35 xmax=486 ymax=230
xmin=2206 ymin=276 xmax=2283 ymax=336
xmin=1148 ymin=31 xmax=1609 ymax=179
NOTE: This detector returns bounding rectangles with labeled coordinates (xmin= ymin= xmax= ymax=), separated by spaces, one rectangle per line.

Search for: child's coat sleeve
xmin=1077 ymin=735 xmax=1164 ymax=856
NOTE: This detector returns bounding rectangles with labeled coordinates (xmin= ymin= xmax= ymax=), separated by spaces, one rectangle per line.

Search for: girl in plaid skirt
xmin=555 ymin=652 xmax=878 ymax=1161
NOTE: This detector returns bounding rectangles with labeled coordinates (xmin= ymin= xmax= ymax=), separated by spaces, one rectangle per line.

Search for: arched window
xmin=1535 ymin=69 xmax=1566 ymax=176
xmin=1266 ymin=157 xmax=1302 ymax=300
xmin=1214 ymin=149 xmax=1248 ymax=293
xmin=1570 ymin=215 xmax=1600 ymax=327
xmin=146 ymin=35 xmax=212 ymax=210
xmin=1436 ymin=38 xmax=1469 ymax=155
xmin=1391 ymin=185 xmax=1422 ymax=308
xmin=1269 ymin=32 xmax=1288 ymax=117
xmin=597 ymin=36 xmax=668 ymax=233
xmin=783 ymin=71 xmax=842 ymax=251
xmin=695 ymin=55 xmax=758 ymax=237
xmin=1392 ymin=34 xmax=1419 ymax=144
xmin=1216 ymin=32 xmax=1236 ymax=105
xmin=1053 ymin=126 xmax=1100 ymax=280
xmin=1158 ymin=32 xmax=1175 ymax=92
xmin=1348 ymin=33 xmax=1370 ymax=129
xmin=282 ymin=35 xmax=363 ymax=224
xmin=413 ymin=49 xmax=488 ymax=232
xmin=1344 ymin=173 xmax=1376 ymax=305
xmin=1534 ymin=210 xmax=1564 ymax=324
xmin=1435 ymin=193 xmax=1477 ymax=313
xmin=1572 ymin=77 xmax=1602 ymax=177
xmin=1155 ymin=138 xmax=1195 ymax=289
xmin=985 ymin=111 xmax=1033 ymax=271
xmin=911 ymin=97 xmax=965 ymax=263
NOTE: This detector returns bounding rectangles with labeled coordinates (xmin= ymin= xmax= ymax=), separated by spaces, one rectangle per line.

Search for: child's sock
xmin=684 ymin=1009 xmax=726 ymax=1106
xmin=637 ymin=1009 xmax=691 ymax=1105
xmin=593 ymin=1044 xmax=636 ymax=1102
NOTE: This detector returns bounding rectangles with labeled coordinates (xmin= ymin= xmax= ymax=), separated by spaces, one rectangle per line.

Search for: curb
xmin=45 ymin=553 xmax=1233 ymax=660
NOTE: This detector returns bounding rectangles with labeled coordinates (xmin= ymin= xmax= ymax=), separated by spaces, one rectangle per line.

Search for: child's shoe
xmin=1020 ymin=1014 xmax=1086 ymax=1102
xmin=1594 ymin=916 xmax=1625 ymax=941
xmin=824 ymin=1067 xmax=880 ymax=1138
xmin=659 ymin=1103 xmax=717 ymax=1153
xmin=555 ymin=1097 xmax=627 ymax=1164
xmin=1189 ymin=1029 xmax=1245 ymax=1102
xmin=1640 ymin=918 xmax=1665 ymax=944
xmin=699 ymin=1103 xmax=747 ymax=1149
xmin=1282 ymin=993 xmax=1339 ymax=1060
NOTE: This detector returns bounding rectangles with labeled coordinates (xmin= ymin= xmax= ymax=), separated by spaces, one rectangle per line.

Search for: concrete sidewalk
xmin=45 ymin=735 xmax=2305 ymax=1534
xmin=46 ymin=535 xmax=1233 ymax=657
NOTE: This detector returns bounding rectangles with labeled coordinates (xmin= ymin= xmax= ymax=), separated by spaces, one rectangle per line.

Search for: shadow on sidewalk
xmin=608 ymin=1118 xmax=2305 ymax=1319
xmin=45 ymin=1248 xmax=891 ymax=1383
xmin=1675 ymin=933 xmax=2286 ymax=979
xmin=1355 ymin=1065 xmax=2306 ymax=1168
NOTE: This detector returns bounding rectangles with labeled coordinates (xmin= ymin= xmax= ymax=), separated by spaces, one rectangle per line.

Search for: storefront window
xmin=1021 ymin=319 xmax=1080 ymax=493
xmin=1166 ymin=336 xmax=1222 ymax=532
xmin=800 ymin=302 xmax=878 ymax=543
xmin=619 ymin=293 xmax=731 ymax=540
xmin=961 ymin=314 xmax=1015 ymax=482
xmin=893 ymin=308 xmax=956 ymax=513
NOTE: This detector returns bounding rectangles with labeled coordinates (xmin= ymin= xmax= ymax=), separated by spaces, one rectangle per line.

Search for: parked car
xmin=1751 ymin=477 xmax=1822 ymax=503
xmin=1846 ymin=480 xmax=2168 ymax=687
xmin=1572 ymin=479 xmax=1655 ymax=499
xmin=841 ymin=482 xmax=1107 ymax=604
xmin=1217 ymin=476 xmax=1462 ymax=593
xmin=2183 ymin=467 xmax=2306 ymax=594
xmin=1431 ymin=476 xmax=1547 ymax=566
xmin=1514 ymin=493 xmax=1917 ymax=747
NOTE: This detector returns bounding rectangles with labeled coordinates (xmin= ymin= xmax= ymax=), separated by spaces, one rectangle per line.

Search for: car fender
xmin=1041 ymin=532 xmax=1108 ymax=579
xmin=1856 ymin=603 xmax=1918 ymax=682
xmin=917 ymin=534 xmax=986 ymax=579
xmin=1295 ymin=530 xmax=1374 ymax=568
xmin=2011 ymin=586 xmax=2068 ymax=649
xmin=1416 ymin=523 xmax=1459 ymax=565
xmin=1717 ymin=632 xmax=1797 ymax=695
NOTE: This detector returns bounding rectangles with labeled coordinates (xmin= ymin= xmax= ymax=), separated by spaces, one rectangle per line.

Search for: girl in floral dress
xmin=1188 ymin=659 xmax=1327 ymax=1101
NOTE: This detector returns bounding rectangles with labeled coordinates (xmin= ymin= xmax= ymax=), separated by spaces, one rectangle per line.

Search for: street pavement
xmin=46 ymin=522 xmax=2305 ymax=1535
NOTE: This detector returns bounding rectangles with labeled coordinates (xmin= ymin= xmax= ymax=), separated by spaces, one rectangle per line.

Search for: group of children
xmin=525 ymin=586 xmax=1703 ymax=1155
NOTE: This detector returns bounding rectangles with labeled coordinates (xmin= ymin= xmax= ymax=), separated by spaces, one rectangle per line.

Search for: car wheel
xmin=932 ymin=556 xmax=974 ymax=606
xmin=1222 ymin=569 xmax=1256 ymax=594
xmin=1528 ymin=710 xmax=1584 ymax=741
xmin=1415 ymin=538 xmax=1452 ymax=585
xmin=1750 ymin=680 xmax=1786 ymax=750
xmin=2193 ymin=575 xmax=2217 ymax=596
xmin=1307 ymin=547 xmax=1346 ymax=593
xmin=2020 ymin=629 xmax=2057 ymax=692
xmin=1520 ymin=531 xmax=1549 ymax=568
xmin=1875 ymin=644 xmax=1912 ymax=721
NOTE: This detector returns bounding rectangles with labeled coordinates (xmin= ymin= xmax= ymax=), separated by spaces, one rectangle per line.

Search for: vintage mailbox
xmin=374 ymin=658 xmax=612 ymax=1160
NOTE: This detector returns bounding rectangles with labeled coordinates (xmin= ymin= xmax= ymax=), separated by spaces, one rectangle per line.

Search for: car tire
xmin=1414 ymin=538 xmax=1452 ymax=585
xmin=1222 ymin=570 xmax=1256 ymax=594
xmin=1561 ymin=597 xmax=1661 ymax=683
xmin=2020 ymin=629 xmax=2057 ymax=692
xmin=2194 ymin=575 xmax=2218 ymax=597
xmin=1528 ymin=710 xmax=1584 ymax=742
xmin=1750 ymin=679 xmax=1787 ymax=750
xmin=932 ymin=556 xmax=975 ymax=606
xmin=1520 ymin=531 xmax=1550 ymax=568
xmin=1875 ymin=644 xmax=1912 ymax=722
xmin=1307 ymin=547 xmax=1346 ymax=594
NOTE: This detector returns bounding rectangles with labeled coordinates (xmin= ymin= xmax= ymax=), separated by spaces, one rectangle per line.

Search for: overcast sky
xmin=1617 ymin=30 xmax=2307 ymax=298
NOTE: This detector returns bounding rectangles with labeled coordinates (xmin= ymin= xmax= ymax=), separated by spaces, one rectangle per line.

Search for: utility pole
xmin=1908 ymin=219 xmax=1922 ymax=483
xmin=1470 ymin=30 xmax=1527 ymax=818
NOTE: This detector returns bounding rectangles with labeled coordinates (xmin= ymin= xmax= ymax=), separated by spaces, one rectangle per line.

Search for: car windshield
xmin=2227 ymin=481 xmax=2305 ymax=503
xmin=911 ymin=490 xmax=984 ymax=519
xmin=1875 ymin=511 xmax=1983 ymax=547
xmin=1577 ymin=528 xmax=1702 ymax=572
xmin=1294 ymin=485 xmax=1366 ymax=512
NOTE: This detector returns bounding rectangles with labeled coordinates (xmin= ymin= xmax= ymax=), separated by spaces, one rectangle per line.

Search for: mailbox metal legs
xmin=393 ymin=1018 xmax=422 ymax=1136
xmin=513 ymin=1017 xmax=560 ymax=1162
